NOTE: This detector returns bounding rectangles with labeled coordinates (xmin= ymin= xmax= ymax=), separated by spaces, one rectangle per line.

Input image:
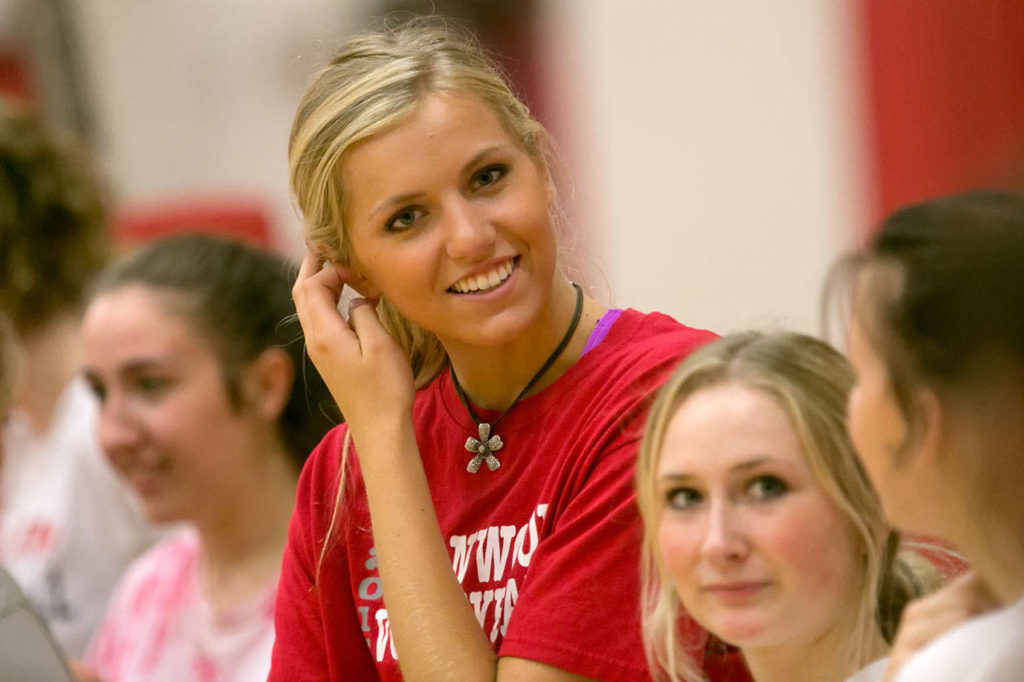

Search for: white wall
xmin=65 ymin=2 xmax=869 ymax=335
xmin=544 ymin=1 xmax=870 ymax=335
xmin=68 ymin=0 xmax=375 ymax=250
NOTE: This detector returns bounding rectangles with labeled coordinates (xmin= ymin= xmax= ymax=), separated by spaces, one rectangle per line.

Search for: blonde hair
xmin=636 ymin=332 xmax=937 ymax=681
xmin=289 ymin=17 xmax=559 ymax=575
xmin=289 ymin=17 xmax=553 ymax=387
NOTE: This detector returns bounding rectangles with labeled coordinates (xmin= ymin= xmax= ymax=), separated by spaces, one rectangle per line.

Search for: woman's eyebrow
xmin=367 ymin=144 xmax=514 ymax=221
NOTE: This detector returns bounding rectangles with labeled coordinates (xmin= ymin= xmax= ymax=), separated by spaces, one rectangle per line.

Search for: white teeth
xmin=452 ymin=260 xmax=514 ymax=293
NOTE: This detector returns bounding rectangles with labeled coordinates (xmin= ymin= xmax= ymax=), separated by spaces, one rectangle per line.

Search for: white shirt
xmin=0 ymin=378 xmax=158 ymax=656
xmin=895 ymin=594 xmax=1024 ymax=681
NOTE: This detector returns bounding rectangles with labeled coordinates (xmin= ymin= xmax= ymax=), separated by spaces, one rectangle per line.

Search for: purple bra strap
xmin=582 ymin=308 xmax=624 ymax=357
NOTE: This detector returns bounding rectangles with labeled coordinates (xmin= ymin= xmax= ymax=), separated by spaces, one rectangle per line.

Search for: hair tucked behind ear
xmin=288 ymin=16 xmax=554 ymax=388
xmin=636 ymin=331 xmax=939 ymax=681
xmin=289 ymin=17 xmax=560 ymax=577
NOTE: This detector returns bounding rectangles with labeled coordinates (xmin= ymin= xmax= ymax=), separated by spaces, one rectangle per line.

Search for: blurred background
xmin=1 ymin=0 xmax=1022 ymax=335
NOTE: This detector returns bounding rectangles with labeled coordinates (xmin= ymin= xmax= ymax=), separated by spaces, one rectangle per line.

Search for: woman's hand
xmin=292 ymin=250 xmax=415 ymax=435
xmin=884 ymin=570 xmax=1000 ymax=680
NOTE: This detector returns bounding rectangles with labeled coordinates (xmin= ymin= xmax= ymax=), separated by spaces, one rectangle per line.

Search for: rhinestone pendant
xmin=464 ymin=422 xmax=503 ymax=473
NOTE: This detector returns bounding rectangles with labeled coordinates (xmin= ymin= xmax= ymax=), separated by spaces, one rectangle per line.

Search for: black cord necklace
xmin=451 ymin=281 xmax=584 ymax=473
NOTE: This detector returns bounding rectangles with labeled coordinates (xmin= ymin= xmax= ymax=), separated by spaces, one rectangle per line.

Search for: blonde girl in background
xmin=636 ymin=331 xmax=937 ymax=682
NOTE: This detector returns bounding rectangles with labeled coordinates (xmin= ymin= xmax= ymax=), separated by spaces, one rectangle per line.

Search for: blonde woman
xmin=271 ymin=18 xmax=745 ymax=682
xmin=636 ymin=332 xmax=935 ymax=681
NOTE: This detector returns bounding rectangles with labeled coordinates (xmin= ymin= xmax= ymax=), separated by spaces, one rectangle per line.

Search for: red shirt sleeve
xmin=269 ymin=429 xmax=377 ymax=681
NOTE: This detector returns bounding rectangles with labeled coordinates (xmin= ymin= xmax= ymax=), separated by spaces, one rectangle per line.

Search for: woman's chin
xmin=139 ymin=496 xmax=188 ymax=526
xmin=699 ymin=614 xmax=777 ymax=650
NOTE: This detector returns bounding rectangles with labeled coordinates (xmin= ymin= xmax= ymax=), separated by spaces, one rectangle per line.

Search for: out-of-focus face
xmin=846 ymin=306 xmax=917 ymax=530
xmin=339 ymin=92 xmax=561 ymax=354
xmin=655 ymin=382 xmax=862 ymax=650
xmin=81 ymin=285 xmax=263 ymax=524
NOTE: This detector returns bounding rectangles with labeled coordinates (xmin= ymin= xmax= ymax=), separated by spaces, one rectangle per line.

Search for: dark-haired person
xmin=77 ymin=234 xmax=339 ymax=681
xmin=840 ymin=190 xmax=1024 ymax=680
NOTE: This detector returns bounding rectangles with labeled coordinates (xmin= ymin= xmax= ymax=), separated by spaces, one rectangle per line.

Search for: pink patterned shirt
xmin=86 ymin=529 xmax=276 ymax=682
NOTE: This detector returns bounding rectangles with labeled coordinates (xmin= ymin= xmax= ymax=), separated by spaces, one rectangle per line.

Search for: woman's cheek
xmin=767 ymin=497 xmax=859 ymax=600
xmin=657 ymin=515 xmax=701 ymax=597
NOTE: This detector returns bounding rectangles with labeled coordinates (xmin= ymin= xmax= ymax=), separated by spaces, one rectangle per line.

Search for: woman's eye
xmin=135 ymin=375 xmax=170 ymax=397
xmin=665 ymin=487 xmax=702 ymax=510
xmin=748 ymin=475 xmax=788 ymax=501
xmin=471 ymin=165 xmax=507 ymax=190
xmin=85 ymin=376 xmax=107 ymax=403
xmin=385 ymin=207 xmax=424 ymax=232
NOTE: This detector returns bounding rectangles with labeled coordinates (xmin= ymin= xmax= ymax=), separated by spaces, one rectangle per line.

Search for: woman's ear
xmin=315 ymin=241 xmax=380 ymax=301
xmin=242 ymin=347 xmax=294 ymax=422
xmin=908 ymin=387 xmax=944 ymax=467
xmin=340 ymin=265 xmax=382 ymax=301
xmin=322 ymin=249 xmax=382 ymax=302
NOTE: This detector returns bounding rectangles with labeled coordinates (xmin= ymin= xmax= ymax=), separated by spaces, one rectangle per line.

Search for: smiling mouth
xmin=449 ymin=257 xmax=517 ymax=294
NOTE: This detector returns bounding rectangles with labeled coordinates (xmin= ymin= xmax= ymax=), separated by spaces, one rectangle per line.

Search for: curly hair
xmin=0 ymin=97 xmax=110 ymax=334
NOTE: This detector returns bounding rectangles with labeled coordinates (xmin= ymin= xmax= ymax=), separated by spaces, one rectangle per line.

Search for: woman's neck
xmin=937 ymin=410 xmax=1024 ymax=604
xmin=194 ymin=439 xmax=298 ymax=612
xmin=444 ymin=282 xmax=607 ymax=411
xmin=14 ymin=313 xmax=82 ymax=433
xmin=743 ymin=620 xmax=887 ymax=682
xmin=957 ymin=513 xmax=1024 ymax=604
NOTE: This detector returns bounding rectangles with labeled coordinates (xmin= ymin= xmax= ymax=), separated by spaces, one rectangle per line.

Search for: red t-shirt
xmin=270 ymin=310 xmax=743 ymax=681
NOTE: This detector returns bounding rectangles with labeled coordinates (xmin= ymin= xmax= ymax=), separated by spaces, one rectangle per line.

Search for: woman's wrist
xmin=350 ymin=413 xmax=419 ymax=475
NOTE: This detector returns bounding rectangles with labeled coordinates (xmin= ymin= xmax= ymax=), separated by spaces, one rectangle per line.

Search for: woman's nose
xmin=443 ymin=200 xmax=496 ymax=261
xmin=96 ymin=394 xmax=142 ymax=463
xmin=700 ymin=500 xmax=750 ymax=565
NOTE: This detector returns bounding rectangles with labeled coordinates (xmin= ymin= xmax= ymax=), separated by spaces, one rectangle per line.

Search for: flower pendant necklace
xmin=450 ymin=281 xmax=584 ymax=473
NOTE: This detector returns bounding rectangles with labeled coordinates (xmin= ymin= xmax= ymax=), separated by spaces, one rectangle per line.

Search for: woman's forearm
xmin=353 ymin=420 xmax=498 ymax=682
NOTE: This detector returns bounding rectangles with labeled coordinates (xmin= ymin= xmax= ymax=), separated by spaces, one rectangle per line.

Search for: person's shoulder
xmin=548 ymin=309 xmax=715 ymax=417
xmin=301 ymin=422 xmax=350 ymax=477
xmin=596 ymin=308 xmax=717 ymax=366
xmin=896 ymin=597 xmax=1024 ymax=681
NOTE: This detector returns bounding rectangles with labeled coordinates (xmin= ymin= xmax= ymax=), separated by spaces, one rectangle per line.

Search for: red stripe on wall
xmin=860 ymin=0 xmax=1024 ymax=227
